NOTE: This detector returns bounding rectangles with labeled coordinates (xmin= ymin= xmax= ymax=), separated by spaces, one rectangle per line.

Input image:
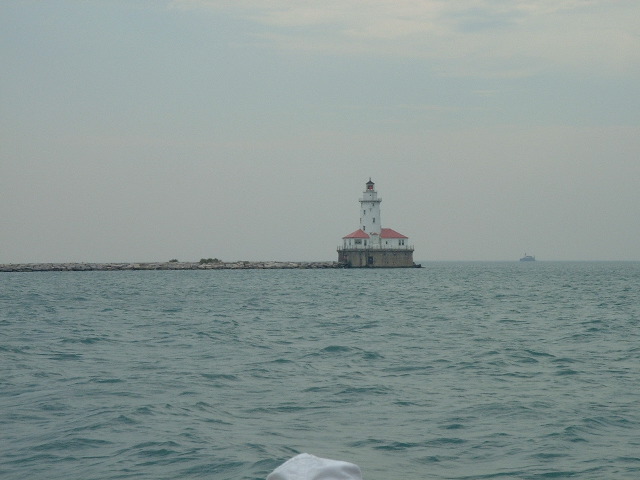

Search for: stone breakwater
xmin=0 ymin=261 xmax=343 ymax=272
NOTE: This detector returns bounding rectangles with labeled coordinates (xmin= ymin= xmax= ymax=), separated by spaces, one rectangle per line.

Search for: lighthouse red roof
xmin=380 ymin=228 xmax=408 ymax=239
xmin=342 ymin=229 xmax=370 ymax=239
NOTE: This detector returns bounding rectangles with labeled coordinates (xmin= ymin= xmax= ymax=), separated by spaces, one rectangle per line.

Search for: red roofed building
xmin=343 ymin=229 xmax=370 ymax=240
xmin=338 ymin=179 xmax=417 ymax=268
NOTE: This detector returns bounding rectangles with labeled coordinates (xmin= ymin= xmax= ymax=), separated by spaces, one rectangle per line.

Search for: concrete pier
xmin=0 ymin=261 xmax=343 ymax=272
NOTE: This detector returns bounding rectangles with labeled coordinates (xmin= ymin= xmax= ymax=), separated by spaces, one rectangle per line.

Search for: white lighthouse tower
xmin=360 ymin=178 xmax=382 ymax=239
xmin=338 ymin=179 xmax=416 ymax=268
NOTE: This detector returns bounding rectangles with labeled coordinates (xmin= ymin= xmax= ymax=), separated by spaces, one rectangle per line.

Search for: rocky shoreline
xmin=0 ymin=261 xmax=344 ymax=272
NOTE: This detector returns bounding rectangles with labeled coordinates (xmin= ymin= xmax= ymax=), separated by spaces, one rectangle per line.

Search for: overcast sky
xmin=2 ymin=0 xmax=639 ymax=262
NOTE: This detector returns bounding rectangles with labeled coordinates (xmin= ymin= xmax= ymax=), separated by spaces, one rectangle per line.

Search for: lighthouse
xmin=360 ymin=178 xmax=382 ymax=236
xmin=338 ymin=179 xmax=416 ymax=267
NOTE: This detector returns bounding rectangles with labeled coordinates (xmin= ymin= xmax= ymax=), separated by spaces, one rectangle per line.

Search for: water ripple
xmin=1 ymin=263 xmax=639 ymax=479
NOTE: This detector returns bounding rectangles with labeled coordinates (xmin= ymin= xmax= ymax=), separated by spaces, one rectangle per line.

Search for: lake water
xmin=1 ymin=262 xmax=639 ymax=479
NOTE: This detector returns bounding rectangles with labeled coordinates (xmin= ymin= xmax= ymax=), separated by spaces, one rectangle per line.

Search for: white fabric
xmin=267 ymin=453 xmax=363 ymax=480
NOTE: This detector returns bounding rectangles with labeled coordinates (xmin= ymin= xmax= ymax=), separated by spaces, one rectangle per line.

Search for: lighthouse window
xmin=373 ymin=218 xmax=375 ymax=223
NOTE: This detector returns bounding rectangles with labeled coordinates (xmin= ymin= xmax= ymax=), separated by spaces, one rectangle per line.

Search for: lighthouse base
xmin=337 ymin=248 xmax=415 ymax=268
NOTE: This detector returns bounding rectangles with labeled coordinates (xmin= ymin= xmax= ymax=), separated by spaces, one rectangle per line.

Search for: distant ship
xmin=520 ymin=253 xmax=536 ymax=262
